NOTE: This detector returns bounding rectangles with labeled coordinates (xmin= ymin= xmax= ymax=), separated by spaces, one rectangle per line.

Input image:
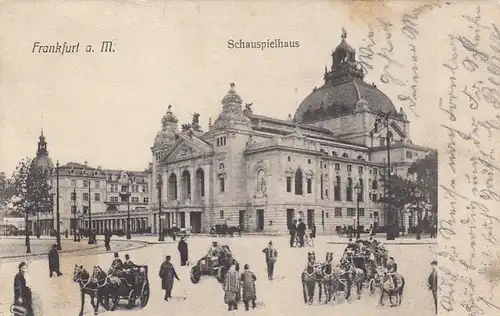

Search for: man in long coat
xmin=224 ymin=263 xmax=240 ymax=311
xmin=288 ymin=220 xmax=296 ymax=247
xmin=48 ymin=244 xmax=62 ymax=277
xmin=13 ymin=261 xmax=34 ymax=316
xmin=159 ymin=255 xmax=180 ymax=301
xmin=240 ymin=264 xmax=257 ymax=311
xmin=296 ymin=219 xmax=306 ymax=247
xmin=428 ymin=260 xmax=438 ymax=314
xmin=104 ymin=229 xmax=111 ymax=251
xmin=177 ymin=237 xmax=189 ymax=266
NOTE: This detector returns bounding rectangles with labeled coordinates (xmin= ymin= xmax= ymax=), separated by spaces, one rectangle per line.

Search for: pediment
xmin=390 ymin=121 xmax=407 ymax=139
xmin=161 ymin=135 xmax=212 ymax=163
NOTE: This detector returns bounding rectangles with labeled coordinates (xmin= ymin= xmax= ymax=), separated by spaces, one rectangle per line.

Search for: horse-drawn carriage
xmin=210 ymin=225 xmax=242 ymax=237
xmin=99 ymin=265 xmax=150 ymax=311
xmin=190 ymin=251 xmax=239 ymax=284
xmin=333 ymin=255 xmax=376 ymax=299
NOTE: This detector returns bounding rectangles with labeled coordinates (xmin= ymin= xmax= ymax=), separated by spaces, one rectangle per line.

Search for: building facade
xmin=27 ymin=134 xmax=152 ymax=235
xmin=149 ymin=30 xmax=434 ymax=234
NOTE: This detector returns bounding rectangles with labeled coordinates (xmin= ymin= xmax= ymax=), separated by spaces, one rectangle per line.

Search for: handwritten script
xmin=438 ymin=3 xmax=500 ymax=316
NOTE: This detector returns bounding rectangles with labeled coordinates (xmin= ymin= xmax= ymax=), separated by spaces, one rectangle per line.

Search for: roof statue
xmin=341 ymin=27 xmax=347 ymax=39
xmin=230 ymin=82 xmax=235 ymax=89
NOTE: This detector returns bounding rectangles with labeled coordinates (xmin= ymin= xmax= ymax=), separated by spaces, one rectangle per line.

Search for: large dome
xmin=294 ymin=28 xmax=396 ymax=123
xmin=294 ymin=78 xmax=396 ymax=123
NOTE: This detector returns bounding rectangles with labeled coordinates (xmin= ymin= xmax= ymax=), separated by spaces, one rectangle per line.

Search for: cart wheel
xmin=369 ymin=279 xmax=376 ymax=295
xmin=190 ymin=266 xmax=201 ymax=284
xmin=306 ymin=236 xmax=314 ymax=247
xmin=140 ymin=281 xmax=150 ymax=307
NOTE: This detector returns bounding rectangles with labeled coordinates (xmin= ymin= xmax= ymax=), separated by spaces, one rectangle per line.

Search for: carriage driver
xmin=387 ymin=257 xmax=398 ymax=288
xmin=208 ymin=241 xmax=222 ymax=257
xmin=111 ymin=253 xmax=124 ymax=271
xmin=123 ymin=254 xmax=138 ymax=288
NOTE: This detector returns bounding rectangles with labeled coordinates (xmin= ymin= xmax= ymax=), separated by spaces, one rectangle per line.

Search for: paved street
xmin=0 ymin=235 xmax=436 ymax=316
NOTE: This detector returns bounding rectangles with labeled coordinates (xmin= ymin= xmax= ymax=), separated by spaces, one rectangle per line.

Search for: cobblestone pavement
xmin=0 ymin=236 xmax=437 ymax=316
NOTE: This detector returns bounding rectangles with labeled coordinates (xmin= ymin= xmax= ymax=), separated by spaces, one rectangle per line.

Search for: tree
xmin=408 ymin=151 xmax=438 ymax=220
xmin=10 ymin=158 xmax=54 ymax=217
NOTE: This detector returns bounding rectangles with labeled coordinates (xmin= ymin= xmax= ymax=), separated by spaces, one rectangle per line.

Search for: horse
xmin=342 ymin=257 xmax=364 ymax=300
xmin=318 ymin=252 xmax=339 ymax=303
xmin=301 ymin=252 xmax=323 ymax=304
xmin=92 ymin=266 xmax=122 ymax=311
xmin=377 ymin=270 xmax=405 ymax=307
xmin=72 ymin=265 xmax=99 ymax=316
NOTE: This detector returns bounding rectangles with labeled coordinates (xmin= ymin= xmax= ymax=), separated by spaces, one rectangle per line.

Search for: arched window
xmin=182 ymin=170 xmax=191 ymax=199
xmin=332 ymin=151 xmax=337 ymax=157
xmin=168 ymin=173 xmax=177 ymax=200
xmin=372 ymin=180 xmax=378 ymax=190
xmin=342 ymin=153 xmax=349 ymax=158
xmin=219 ymin=163 xmax=225 ymax=170
xmin=357 ymin=155 xmax=364 ymax=160
xmin=256 ymin=169 xmax=266 ymax=193
xmin=295 ymin=169 xmax=303 ymax=195
xmin=334 ymin=176 xmax=341 ymax=201
xmin=347 ymin=177 xmax=353 ymax=201
xmin=196 ymin=168 xmax=205 ymax=198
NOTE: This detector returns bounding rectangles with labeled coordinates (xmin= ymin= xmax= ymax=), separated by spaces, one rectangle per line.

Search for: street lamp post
xmin=370 ymin=111 xmax=395 ymax=240
xmin=55 ymin=161 xmax=62 ymax=250
xmin=119 ymin=178 xmax=132 ymax=240
xmin=88 ymin=179 xmax=94 ymax=244
xmin=24 ymin=200 xmax=31 ymax=253
xmin=354 ymin=183 xmax=362 ymax=239
xmin=415 ymin=190 xmax=422 ymax=240
xmin=72 ymin=188 xmax=78 ymax=242
xmin=157 ymin=174 xmax=164 ymax=242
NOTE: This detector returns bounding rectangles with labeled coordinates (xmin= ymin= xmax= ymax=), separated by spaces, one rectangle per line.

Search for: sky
xmin=0 ymin=0 xmax=483 ymax=175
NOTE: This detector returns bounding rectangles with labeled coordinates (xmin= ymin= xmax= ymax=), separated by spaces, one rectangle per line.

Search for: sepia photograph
xmin=1 ymin=1 xmax=499 ymax=316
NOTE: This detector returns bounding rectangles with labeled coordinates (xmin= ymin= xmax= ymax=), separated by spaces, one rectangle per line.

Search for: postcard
xmin=0 ymin=0 xmax=499 ymax=315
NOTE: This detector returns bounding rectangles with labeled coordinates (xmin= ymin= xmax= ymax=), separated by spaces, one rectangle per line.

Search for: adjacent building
xmin=149 ymin=30 xmax=434 ymax=234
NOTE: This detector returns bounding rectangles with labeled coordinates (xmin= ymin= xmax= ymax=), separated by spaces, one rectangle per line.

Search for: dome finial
xmin=230 ymin=82 xmax=235 ymax=90
xmin=341 ymin=27 xmax=347 ymax=40
xmin=168 ymin=104 xmax=172 ymax=110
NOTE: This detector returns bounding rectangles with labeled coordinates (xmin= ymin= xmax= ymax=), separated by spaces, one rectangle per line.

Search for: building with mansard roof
xmin=25 ymin=134 xmax=152 ymax=236
xmin=150 ymin=30 xmax=435 ymax=234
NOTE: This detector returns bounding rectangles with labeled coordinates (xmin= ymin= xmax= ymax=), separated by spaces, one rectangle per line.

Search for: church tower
xmin=33 ymin=129 xmax=54 ymax=170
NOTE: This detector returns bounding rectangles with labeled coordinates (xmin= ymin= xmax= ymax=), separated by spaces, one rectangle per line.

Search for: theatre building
xmin=149 ymin=30 xmax=434 ymax=234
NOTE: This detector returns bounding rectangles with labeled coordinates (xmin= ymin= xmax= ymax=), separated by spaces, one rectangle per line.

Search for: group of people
xmin=288 ymin=219 xmax=316 ymax=247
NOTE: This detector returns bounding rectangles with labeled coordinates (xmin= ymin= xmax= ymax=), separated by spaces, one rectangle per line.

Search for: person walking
xmin=223 ymin=263 xmax=240 ymax=311
xmin=48 ymin=244 xmax=62 ymax=277
xmin=262 ymin=241 xmax=277 ymax=280
xmin=177 ymin=237 xmax=189 ymax=266
xmin=428 ymin=260 xmax=438 ymax=314
xmin=296 ymin=219 xmax=306 ymax=247
xmin=104 ymin=229 xmax=111 ymax=251
xmin=159 ymin=255 xmax=180 ymax=301
xmin=13 ymin=262 xmax=34 ymax=316
xmin=288 ymin=220 xmax=297 ymax=247
xmin=241 ymin=264 xmax=257 ymax=311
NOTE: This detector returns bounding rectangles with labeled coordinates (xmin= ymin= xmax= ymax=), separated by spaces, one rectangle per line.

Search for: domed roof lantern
xmin=161 ymin=105 xmax=179 ymax=127
xmin=332 ymin=28 xmax=356 ymax=68
xmin=154 ymin=105 xmax=179 ymax=148
xmin=222 ymin=82 xmax=243 ymax=105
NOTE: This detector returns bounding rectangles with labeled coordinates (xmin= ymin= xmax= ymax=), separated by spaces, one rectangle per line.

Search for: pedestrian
xmin=262 ymin=241 xmax=277 ymax=280
xmin=428 ymin=260 xmax=438 ymax=314
xmin=288 ymin=220 xmax=296 ymax=247
xmin=310 ymin=222 xmax=316 ymax=239
xmin=48 ymin=244 xmax=62 ymax=277
xmin=177 ymin=237 xmax=189 ymax=266
xmin=297 ymin=219 xmax=306 ymax=247
xmin=13 ymin=261 xmax=34 ymax=316
xmin=104 ymin=229 xmax=111 ymax=251
xmin=241 ymin=264 xmax=257 ymax=311
xmin=223 ymin=263 xmax=240 ymax=311
xmin=159 ymin=255 xmax=180 ymax=301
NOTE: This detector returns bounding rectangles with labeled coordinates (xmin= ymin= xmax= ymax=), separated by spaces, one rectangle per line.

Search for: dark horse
xmin=73 ymin=265 xmax=100 ymax=316
xmin=301 ymin=252 xmax=322 ymax=304
xmin=318 ymin=252 xmax=339 ymax=303
xmin=92 ymin=266 xmax=123 ymax=311
xmin=378 ymin=271 xmax=405 ymax=307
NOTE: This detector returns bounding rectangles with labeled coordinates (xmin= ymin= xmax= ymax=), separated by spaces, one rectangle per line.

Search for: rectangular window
xmin=95 ymin=181 xmax=100 ymax=189
xmin=358 ymin=166 xmax=363 ymax=174
xmin=335 ymin=163 xmax=340 ymax=171
xmin=334 ymin=207 xmax=342 ymax=217
xmin=143 ymin=197 xmax=149 ymax=204
xmin=359 ymin=208 xmax=365 ymax=216
xmin=347 ymin=165 xmax=352 ymax=172
xmin=94 ymin=193 xmax=100 ymax=202
xmin=82 ymin=206 xmax=88 ymax=214
xmin=406 ymin=151 xmax=413 ymax=159
xmin=325 ymin=189 xmax=328 ymax=197
xmin=143 ymin=185 xmax=148 ymax=193
xmin=372 ymin=194 xmax=378 ymax=202
xmin=374 ymin=168 xmax=378 ymax=175
xmin=347 ymin=208 xmax=356 ymax=216
xmin=110 ymin=196 xmax=118 ymax=203
xmin=83 ymin=180 xmax=88 ymax=188
xmin=220 ymin=210 xmax=224 ymax=219
xmin=286 ymin=177 xmax=292 ymax=193
xmin=71 ymin=180 xmax=76 ymax=187
xmin=120 ymin=195 xmax=128 ymax=202
xmin=307 ymin=178 xmax=312 ymax=194
xmin=132 ymin=197 xmax=139 ymax=203
xmin=308 ymin=159 xmax=312 ymax=164
xmin=83 ymin=193 xmax=89 ymax=201
xmin=288 ymin=156 xmax=291 ymax=162
xmin=121 ymin=186 xmax=128 ymax=193
xmin=219 ymin=177 xmax=225 ymax=193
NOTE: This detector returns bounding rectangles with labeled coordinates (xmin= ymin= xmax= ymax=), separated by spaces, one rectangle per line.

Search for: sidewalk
xmin=326 ymin=234 xmax=437 ymax=245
